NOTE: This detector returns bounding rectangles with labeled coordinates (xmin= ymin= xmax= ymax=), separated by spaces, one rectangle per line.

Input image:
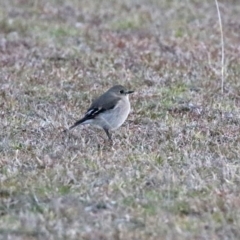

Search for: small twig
xmin=215 ymin=0 xmax=225 ymax=93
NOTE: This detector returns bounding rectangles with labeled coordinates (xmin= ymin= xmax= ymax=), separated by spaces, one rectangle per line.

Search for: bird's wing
xmin=68 ymin=93 xmax=120 ymax=130
xmin=85 ymin=93 xmax=120 ymax=118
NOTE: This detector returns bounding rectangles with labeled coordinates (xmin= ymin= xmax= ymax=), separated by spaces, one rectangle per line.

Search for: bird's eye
xmin=120 ymin=90 xmax=124 ymax=94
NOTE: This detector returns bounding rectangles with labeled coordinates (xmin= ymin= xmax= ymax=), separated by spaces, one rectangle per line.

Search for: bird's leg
xmin=103 ymin=128 xmax=112 ymax=142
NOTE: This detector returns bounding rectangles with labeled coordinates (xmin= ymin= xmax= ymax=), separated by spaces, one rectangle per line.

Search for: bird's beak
xmin=126 ymin=90 xmax=134 ymax=94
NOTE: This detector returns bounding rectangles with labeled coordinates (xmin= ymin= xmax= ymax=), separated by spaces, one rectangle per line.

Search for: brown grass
xmin=1 ymin=0 xmax=240 ymax=239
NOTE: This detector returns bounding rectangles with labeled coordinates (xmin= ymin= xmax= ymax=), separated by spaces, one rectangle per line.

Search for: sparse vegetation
xmin=1 ymin=0 xmax=240 ymax=239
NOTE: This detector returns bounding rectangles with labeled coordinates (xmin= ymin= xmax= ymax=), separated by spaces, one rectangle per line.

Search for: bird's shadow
xmin=60 ymin=127 xmax=114 ymax=151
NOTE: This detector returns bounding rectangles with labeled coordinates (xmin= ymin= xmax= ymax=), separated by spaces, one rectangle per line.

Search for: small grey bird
xmin=67 ymin=85 xmax=134 ymax=142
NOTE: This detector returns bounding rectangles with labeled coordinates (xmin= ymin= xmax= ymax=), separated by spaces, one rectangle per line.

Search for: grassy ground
xmin=1 ymin=0 xmax=240 ymax=239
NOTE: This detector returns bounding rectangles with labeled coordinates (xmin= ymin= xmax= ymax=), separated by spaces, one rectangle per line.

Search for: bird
xmin=67 ymin=85 xmax=134 ymax=142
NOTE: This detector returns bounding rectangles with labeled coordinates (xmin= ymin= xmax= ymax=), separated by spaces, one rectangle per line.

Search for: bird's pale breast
xmin=95 ymin=96 xmax=131 ymax=130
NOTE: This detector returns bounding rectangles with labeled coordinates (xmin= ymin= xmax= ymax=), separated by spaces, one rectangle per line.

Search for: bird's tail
xmin=62 ymin=117 xmax=87 ymax=133
xmin=69 ymin=117 xmax=87 ymax=130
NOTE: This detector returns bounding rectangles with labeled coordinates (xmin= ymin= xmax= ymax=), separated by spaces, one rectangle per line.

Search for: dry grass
xmin=1 ymin=0 xmax=240 ymax=239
